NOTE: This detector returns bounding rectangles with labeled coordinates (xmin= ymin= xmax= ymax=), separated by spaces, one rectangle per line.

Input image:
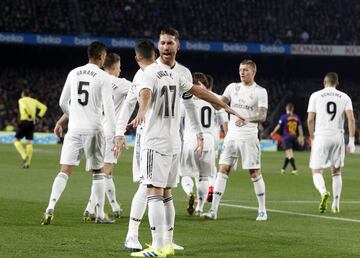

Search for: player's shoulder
xmin=113 ymin=77 xmax=131 ymax=87
xmin=254 ymin=82 xmax=267 ymax=92
xmin=225 ymin=82 xmax=238 ymax=90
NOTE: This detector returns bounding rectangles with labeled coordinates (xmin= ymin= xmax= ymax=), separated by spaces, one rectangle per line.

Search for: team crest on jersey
xmin=235 ymin=85 xmax=241 ymax=91
xmin=131 ymin=84 xmax=136 ymax=92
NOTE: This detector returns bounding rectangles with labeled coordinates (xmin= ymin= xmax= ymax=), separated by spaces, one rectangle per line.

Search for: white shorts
xmin=180 ymin=134 xmax=215 ymax=177
xmin=132 ymin=133 xmax=142 ymax=182
xmin=104 ymin=135 xmax=117 ymax=164
xmin=140 ymin=149 xmax=179 ymax=188
xmin=310 ymin=134 xmax=345 ymax=169
xmin=219 ymin=136 xmax=261 ymax=170
xmin=60 ymin=131 xmax=105 ymax=171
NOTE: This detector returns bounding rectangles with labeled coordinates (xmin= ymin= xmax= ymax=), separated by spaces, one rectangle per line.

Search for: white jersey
xmin=307 ymin=87 xmax=353 ymax=136
xmin=137 ymin=63 xmax=193 ymax=155
xmin=59 ymin=63 xmax=115 ymax=135
xmin=223 ymin=82 xmax=268 ymax=140
xmin=183 ymin=94 xmax=227 ymax=149
xmin=115 ymin=72 xmax=144 ymax=137
xmin=103 ymin=77 xmax=131 ymax=137
xmin=156 ymin=57 xmax=192 ymax=83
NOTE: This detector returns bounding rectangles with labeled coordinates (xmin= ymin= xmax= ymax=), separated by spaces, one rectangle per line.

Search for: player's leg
xmin=310 ymin=136 xmax=331 ymax=213
xmin=195 ymin=149 xmax=213 ymax=214
xmin=331 ymin=166 xmax=342 ymax=213
xmin=203 ymin=139 xmax=236 ymax=220
xmin=125 ymin=183 xmax=147 ymax=251
xmin=181 ymin=176 xmax=194 ymax=197
xmin=41 ymin=164 xmax=73 ymax=225
xmin=83 ymin=179 xmax=96 ymax=221
xmin=102 ymin=135 xmax=122 ymax=216
xmin=243 ymin=137 xmax=267 ymax=220
xmin=288 ymin=138 xmax=298 ymax=174
xmin=13 ymin=123 xmax=28 ymax=166
xmin=249 ymin=169 xmax=267 ymax=221
xmin=125 ymin=133 xmax=146 ymax=251
xmin=25 ymin=139 xmax=33 ymax=168
xmin=330 ymin=135 xmax=345 ymax=213
xmin=103 ymin=163 xmax=122 ymax=217
xmin=41 ymin=133 xmax=82 ymax=225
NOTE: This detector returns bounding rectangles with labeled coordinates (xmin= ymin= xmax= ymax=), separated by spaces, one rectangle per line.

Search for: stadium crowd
xmin=1 ymin=0 xmax=359 ymax=45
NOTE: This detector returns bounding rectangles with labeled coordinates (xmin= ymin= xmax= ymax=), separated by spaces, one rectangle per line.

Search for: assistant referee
xmin=14 ymin=88 xmax=47 ymax=168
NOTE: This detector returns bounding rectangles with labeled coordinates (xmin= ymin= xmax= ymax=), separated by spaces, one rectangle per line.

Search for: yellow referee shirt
xmin=18 ymin=97 xmax=47 ymax=121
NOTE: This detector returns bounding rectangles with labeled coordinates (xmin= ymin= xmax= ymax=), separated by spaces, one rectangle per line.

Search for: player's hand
xmin=346 ymin=137 xmax=355 ymax=154
xmin=129 ymin=114 xmax=145 ymax=128
xmin=224 ymin=106 xmax=245 ymax=121
xmin=235 ymin=118 xmax=249 ymax=127
xmin=298 ymin=136 xmax=305 ymax=147
xmin=54 ymin=123 xmax=63 ymax=138
xmin=113 ymin=136 xmax=128 ymax=158
xmin=195 ymin=133 xmax=204 ymax=158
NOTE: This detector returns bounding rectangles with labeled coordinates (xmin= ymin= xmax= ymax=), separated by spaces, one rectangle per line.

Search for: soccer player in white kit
xmin=180 ymin=72 xmax=229 ymax=215
xmin=203 ymin=59 xmax=269 ymax=221
xmin=117 ymin=28 xmax=203 ymax=252
xmin=41 ymin=41 xmax=116 ymax=225
xmin=115 ymin=39 xmax=242 ymax=257
xmin=307 ymin=72 xmax=356 ymax=213
xmin=82 ymin=53 xmax=131 ymax=220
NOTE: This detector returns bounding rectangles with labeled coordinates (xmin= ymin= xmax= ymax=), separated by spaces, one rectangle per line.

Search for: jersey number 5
xmin=78 ymin=81 xmax=89 ymax=106
xmin=326 ymin=101 xmax=337 ymax=121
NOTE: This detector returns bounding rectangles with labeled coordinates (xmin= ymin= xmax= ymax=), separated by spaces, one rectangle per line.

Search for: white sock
xmin=148 ymin=195 xmax=166 ymax=249
xmin=163 ymin=196 xmax=175 ymax=245
xmin=208 ymin=172 xmax=216 ymax=187
xmin=46 ymin=172 xmax=68 ymax=213
xmin=105 ymin=175 xmax=120 ymax=212
xmin=93 ymin=173 xmax=106 ymax=219
xmin=312 ymin=173 xmax=327 ymax=196
xmin=181 ymin=176 xmax=194 ymax=196
xmin=332 ymin=173 xmax=342 ymax=209
xmin=196 ymin=177 xmax=209 ymax=212
xmin=251 ymin=175 xmax=266 ymax=213
xmin=127 ymin=184 xmax=147 ymax=239
xmin=211 ymin=172 xmax=228 ymax=213
xmin=84 ymin=184 xmax=96 ymax=214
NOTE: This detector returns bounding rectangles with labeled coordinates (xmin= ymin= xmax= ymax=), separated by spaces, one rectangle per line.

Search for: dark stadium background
xmin=1 ymin=0 xmax=359 ymax=141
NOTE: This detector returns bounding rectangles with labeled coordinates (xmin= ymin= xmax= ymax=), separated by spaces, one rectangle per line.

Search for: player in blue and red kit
xmin=271 ymin=103 xmax=304 ymax=175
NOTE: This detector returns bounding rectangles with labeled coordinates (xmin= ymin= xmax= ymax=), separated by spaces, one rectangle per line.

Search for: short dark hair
xmin=160 ymin=28 xmax=180 ymax=41
xmin=104 ymin=53 xmax=120 ymax=68
xmin=324 ymin=72 xmax=339 ymax=86
xmin=192 ymin=72 xmax=209 ymax=88
xmin=22 ymin=88 xmax=30 ymax=97
xmin=240 ymin=59 xmax=257 ymax=71
xmin=206 ymin=74 xmax=214 ymax=90
xmin=87 ymin=41 xmax=107 ymax=60
xmin=286 ymin=103 xmax=294 ymax=112
xmin=135 ymin=39 xmax=155 ymax=59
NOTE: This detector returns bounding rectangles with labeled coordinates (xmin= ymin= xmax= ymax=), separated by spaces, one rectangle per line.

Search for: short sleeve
xmin=307 ymin=93 xmax=316 ymax=112
xmin=137 ymin=71 xmax=156 ymax=96
xmin=258 ymin=88 xmax=268 ymax=108
xmin=222 ymin=84 xmax=233 ymax=102
xmin=278 ymin=115 xmax=284 ymax=124
xmin=179 ymin=75 xmax=193 ymax=95
xmin=345 ymin=95 xmax=353 ymax=111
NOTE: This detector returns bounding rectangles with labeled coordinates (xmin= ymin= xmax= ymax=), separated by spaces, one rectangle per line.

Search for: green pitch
xmin=0 ymin=144 xmax=359 ymax=257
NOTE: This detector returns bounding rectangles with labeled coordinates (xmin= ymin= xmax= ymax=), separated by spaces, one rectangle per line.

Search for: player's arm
xmin=102 ymin=78 xmax=116 ymax=136
xmin=59 ymin=73 xmax=72 ymax=116
xmin=297 ymin=124 xmax=304 ymax=146
xmin=307 ymin=112 xmax=316 ymax=140
xmin=189 ymin=84 xmax=243 ymax=120
xmin=114 ymin=87 xmax=138 ymax=157
xmin=129 ymin=88 xmax=152 ymax=128
xmin=54 ymin=114 xmax=68 ymax=138
xmin=241 ymin=107 xmax=268 ymax=124
xmin=35 ymin=99 xmax=48 ymax=118
xmin=270 ymin=124 xmax=281 ymax=137
xmin=345 ymin=109 xmax=356 ymax=153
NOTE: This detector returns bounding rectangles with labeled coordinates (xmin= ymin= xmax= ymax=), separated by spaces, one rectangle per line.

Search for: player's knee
xmin=249 ymin=169 xmax=261 ymax=177
xmin=219 ymin=165 xmax=231 ymax=175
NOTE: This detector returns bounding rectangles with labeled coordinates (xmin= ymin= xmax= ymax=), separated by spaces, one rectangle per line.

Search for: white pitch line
xmin=221 ymin=203 xmax=360 ymax=223
xmin=222 ymin=199 xmax=360 ymax=204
